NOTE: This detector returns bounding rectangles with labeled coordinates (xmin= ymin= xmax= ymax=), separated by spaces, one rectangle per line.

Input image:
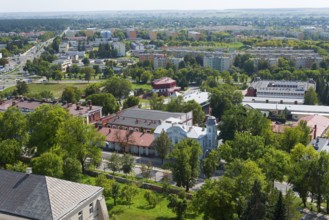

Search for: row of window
xmin=77 ymin=203 xmax=94 ymax=220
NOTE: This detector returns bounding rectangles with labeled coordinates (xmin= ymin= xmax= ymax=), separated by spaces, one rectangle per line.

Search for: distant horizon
xmin=1 ymin=0 xmax=329 ymax=13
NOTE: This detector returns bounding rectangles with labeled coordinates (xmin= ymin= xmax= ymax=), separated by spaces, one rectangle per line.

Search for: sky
xmin=1 ymin=0 xmax=329 ymax=12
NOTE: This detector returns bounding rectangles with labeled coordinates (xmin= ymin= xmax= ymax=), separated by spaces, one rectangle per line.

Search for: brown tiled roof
xmin=98 ymin=127 xmax=154 ymax=148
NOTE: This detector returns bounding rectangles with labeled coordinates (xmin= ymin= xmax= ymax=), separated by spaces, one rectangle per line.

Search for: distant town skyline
xmin=0 ymin=0 xmax=329 ymax=12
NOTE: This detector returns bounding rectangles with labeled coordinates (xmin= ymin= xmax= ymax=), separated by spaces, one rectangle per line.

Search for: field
xmin=27 ymin=83 xmax=90 ymax=98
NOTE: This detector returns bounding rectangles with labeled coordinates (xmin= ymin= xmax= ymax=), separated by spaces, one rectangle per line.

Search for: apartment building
xmin=112 ymin=42 xmax=126 ymax=57
xmin=203 ymin=56 xmax=231 ymax=71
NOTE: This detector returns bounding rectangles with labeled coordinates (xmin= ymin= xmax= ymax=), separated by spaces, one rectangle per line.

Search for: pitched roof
xmin=108 ymin=107 xmax=187 ymax=130
xmin=0 ymin=169 xmax=103 ymax=220
xmin=99 ymin=127 xmax=154 ymax=148
xmin=299 ymin=115 xmax=329 ymax=137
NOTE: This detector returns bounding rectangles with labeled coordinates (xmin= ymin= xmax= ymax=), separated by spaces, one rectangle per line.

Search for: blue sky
xmin=1 ymin=0 xmax=329 ymax=12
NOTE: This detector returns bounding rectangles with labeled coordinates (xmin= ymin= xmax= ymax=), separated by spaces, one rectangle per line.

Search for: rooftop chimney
xmin=26 ymin=167 xmax=32 ymax=175
xmin=313 ymin=124 xmax=317 ymax=139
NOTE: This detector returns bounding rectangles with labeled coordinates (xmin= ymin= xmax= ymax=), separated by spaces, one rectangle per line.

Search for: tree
xmin=120 ymin=183 xmax=139 ymax=205
xmin=82 ymin=57 xmax=90 ymax=66
xmin=219 ymin=132 xmax=266 ymax=162
xmin=15 ymin=81 xmax=29 ymax=95
xmin=154 ymin=131 xmax=172 ymax=164
xmin=141 ymin=161 xmax=153 ymax=179
xmin=28 ymin=104 xmax=69 ymax=154
xmin=304 ymin=87 xmax=318 ymax=105
xmin=257 ymin=147 xmax=290 ymax=183
xmin=85 ymin=83 xmax=101 ymax=97
xmin=224 ymin=160 xmax=266 ymax=203
xmin=108 ymin=153 xmax=122 ymax=175
xmin=0 ymin=139 xmax=21 ymax=169
xmin=39 ymin=90 xmax=54 ymax=99
xmin=87 ymin=93 xmax=119 ymax=115
xmin=273 ymin=192 xmax=286 ymax=220
xmin=210 ymin=84 xmax=243 ymax=119
xmin=32 ymin=152 xmax=63 ymax=178
xmin=0 ymin=107 xmax=29 ymax=145
xmin=95 ymin=173 xmax=114 ymax=198
xmin=121 ymin=153 xmax=135 ymax=175
xmin=112 ymin=182 xmax=120 ymax=206
xmin=280 ymin=121 xmax=310 ymax=152
xmin=193 ymin=177 xmax=237 ymax=220
xmin=82 ymin=66 xmax=96 ymax=83
xmin=149 ymin=93 xmax=165 ymax=110
xmin=56 ymin=116 xmax=104 ymax=173
xmin=0 ymin=58 xmax=9 ymax=67
xmin=52 ymin=70 xmax=63 ymax=81
xmin=284 ymin=189 xmax=302 ymax=219
xmin=289 ymin=143 xmax=318 ymax=207
xmin=168 ymin=139 xmax=202 ymax=192
xmin=182 ymin=100 xmax=205 ymax=125
xmin=241 ymin=180 xmax=267 ymax=220
xmin=140 ymin=70 xmax=152 ymax=84
xmin=63 ymin=157 xmax=82 ymax=182
xmin=144 ymin=190 xmax=159 ymax=208
xmin=219 ymin=105 xmax=271 ymax=141
xmin=167 ymin=192 xmax=188 ymax=220
xmin=61 ymin=86 xmax=81 ymax=103
xmin=104 ymin=77 xmax=132 ymax=101
xmin=203 ymin=150 xmax=219 ymax=178
xmin=123 ymin=96 xmax=140 ymax=109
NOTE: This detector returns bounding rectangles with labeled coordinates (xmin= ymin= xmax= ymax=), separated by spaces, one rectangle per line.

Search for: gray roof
xmin=0 ymin=169 xmax=52 ymax=220
xmin=109 ymin=107 xmax=187 ymax=130
xmin=0 ymin=169 xmax=103 ymax=220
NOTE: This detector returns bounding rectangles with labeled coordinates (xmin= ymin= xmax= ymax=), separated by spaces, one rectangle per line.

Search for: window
xmin=89 ymin=203 xmax=94 ymax=214
xmin=78 ymin=211 xmax=83 ymax=220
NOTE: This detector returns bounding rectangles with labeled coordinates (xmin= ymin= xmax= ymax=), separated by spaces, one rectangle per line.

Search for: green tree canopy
xmin=168 ymin=139 xmax=202 ymax=192
xmin=104 ymin=76 xmax=132 ymax=101
xmin=86 ymin=93 xmax=119 ymax=115
xmin=61 ymin=86 xmax=81 ymax=104
xmin=28 ymin=104 xmax=69 ymax=154
xmin=32 ymin=152 xmax=63 ymax=178
xmin=56 ymin=116 xmax=104 ymax=173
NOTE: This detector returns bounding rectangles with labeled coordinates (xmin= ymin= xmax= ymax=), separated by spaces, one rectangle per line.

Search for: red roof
xmin=152 ymin=77 xmax=176 ymax=85
xmin=98 ymin=127 xmax=154 ymax=148
xmin=299 ymin=115 xmax=329 ymax=137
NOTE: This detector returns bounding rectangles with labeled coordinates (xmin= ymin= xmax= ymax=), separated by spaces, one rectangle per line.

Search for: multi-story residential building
xmin=100 ymin=30 xmax=112 ymax=39
xmin=126 ymin=29 xmax=137 ymax=39
xmin=203 ymin=56 xmax=231 ymax=71
xmin=246 ymin=79 xmax=316 ymax=101
xmin=0 ymin=169 xmax=109 ymax=220
xmin=139 ymin=53 xmax=166 ymax=63
xmin=293 ymin=56 xmax=323 ymax=69
xmin=112 ymin=42 xmax=126 ymax=57
xmin=149 ymin=30 xmax=157 ymax=40
xmin=154 ymin=116 xmax=218 ymax=156
xmin=152 ymin=77 xmax=181 ymax=96
xmin=253 ymin=57 xmax=279 ymax=68
xmin=153 ymin=56 xmax=183 ymax=69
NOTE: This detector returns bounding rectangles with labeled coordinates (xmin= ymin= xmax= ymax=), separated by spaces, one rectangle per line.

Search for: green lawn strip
xmin=132 ymin=83 xmax=152 ymax=90
xmin=80 ymin=175 xmax=201 ymax=220
xmin=27 ymin=83 xmax=90 ymax=98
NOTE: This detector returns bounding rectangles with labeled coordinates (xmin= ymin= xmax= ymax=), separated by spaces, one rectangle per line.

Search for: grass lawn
xmin=80 ymin=175 xmax=201 ymax=220
xmin=28 ymin=83 xmax=90 ymax=98
xmin=132 ymin=83 xmax=152 ymax=90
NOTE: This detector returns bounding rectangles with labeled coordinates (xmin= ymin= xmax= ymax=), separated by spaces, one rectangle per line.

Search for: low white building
xmin=154 ymin=116 xmax=218 ymax=156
